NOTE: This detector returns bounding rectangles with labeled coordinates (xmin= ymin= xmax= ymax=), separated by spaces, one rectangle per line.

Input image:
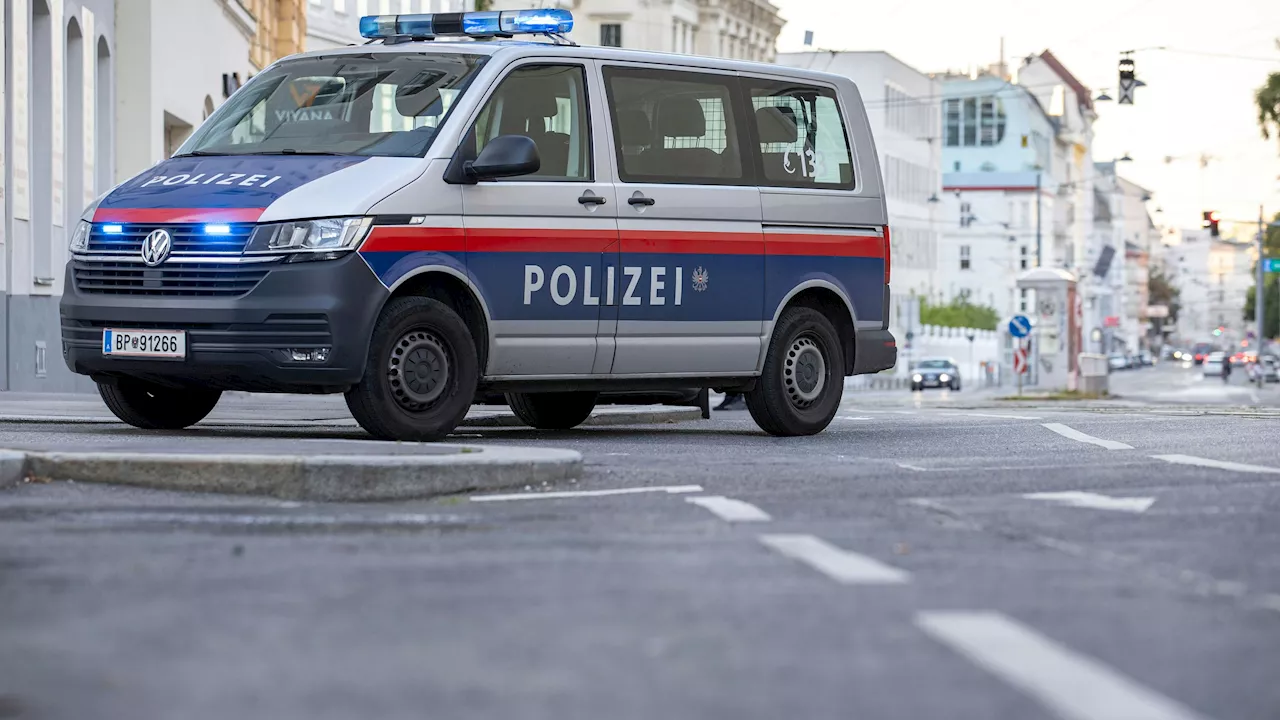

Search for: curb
xmin=4 ymin=445 xmax=582 ymax=501
xmin=462 ymin=406 xmax=702 ymax=428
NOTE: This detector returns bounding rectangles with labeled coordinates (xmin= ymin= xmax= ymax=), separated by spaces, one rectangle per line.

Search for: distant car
xmin=1139 ymin=351 xmax=1153 ymax=366
xmin=1258 ymin=356 xmax=1279 ymax=383
xmin=1202 ymin=352 xmax=1227 ymax=377
xmin=1192 ymin=343 xmax=1216 ymax=364
xmin=911 ymin=358 xmax=961 ymax=391
xmin=1108 ymin=354 xmax=1127 ymax=371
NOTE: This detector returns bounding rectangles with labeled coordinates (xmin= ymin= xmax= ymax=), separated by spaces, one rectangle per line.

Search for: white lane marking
xmin=759 ymin=534 xmax=909 ymax=584
xmin=685 ymin=496 xmax=771 ymax=522
xmin=1250 ymin=390 xmax=1261 ymax=404
xmin=892 ymin=410 xmax=917 ymax=415
xmin=471 ymin=485 xmax=703 ymax=502
xmin=917 ymin=612 xmax=1205 ymax=720
xmin=1041 ymin=422 xmax=1134 ymax=450
xmin=837 ymin=416 xmax=872 ymax=421
xmin=1152 ymin=454 xmax=1280 ymax=475
xmin=897 ymin=462 xmax=929 ymax=472
xmin=1023 ymin=491 xmax=1156 ymax=513
xmin=949 ymin=412 xmax=1043 ymax=420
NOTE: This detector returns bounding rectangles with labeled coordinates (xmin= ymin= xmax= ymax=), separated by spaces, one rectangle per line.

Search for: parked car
xmin=1108 ymin=354 xmax=1127 ymax=371
xmin=1258 ymin=355 xmax=1279 ymax=383
xmin=1202 ymin=352 xmax=1227 ymax=377
xmin=910 ymin=358 xmax=961 ymax=392
xmin=1139 ymin=351 xmax=1154 ymax=366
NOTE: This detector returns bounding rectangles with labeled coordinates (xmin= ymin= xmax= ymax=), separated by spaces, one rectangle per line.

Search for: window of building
xmin=960 ymin=245 xmax=971 ymax=270
xmin=746 ymin=78 xmax=853 ymax=189
xmin=1020 ymin=288 xmax=1029 ymax=312
xmin=1020 ymin=245 xmax=1029 ymax=270
xmin=601 ymin=23 xmax=622 ymax=47
xmin=604 ymin=66 xmax=746 ymax=185
xmin=469 ymin=64 xmax=591 ymax=181
xmin=945 ymin=94 xmax=1007 ymax=147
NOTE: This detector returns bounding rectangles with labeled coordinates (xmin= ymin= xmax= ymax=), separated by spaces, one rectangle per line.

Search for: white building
xmin=3 ymin=0 xmax=116 ymax=391
xmin=1165 ymin=229 xmax=1255 ymax=345
xmin=306 ymin=0 xmax=472 ymax=51
xmin=487 ymin=0 xmax=782 ymax=60
xmin=938 ymin=72 xmax=1057 ymax=321
xmin=1092 ymin=163 xmax=1157 ymax=353
xmin=776 ymin=51 xmax=940 ymax=352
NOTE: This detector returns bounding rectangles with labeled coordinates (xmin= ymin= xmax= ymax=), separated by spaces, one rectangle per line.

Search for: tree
xmin=1147 ymin=266 xmax=1181 ymax=324
xmin=1243 ymin=211 xmax=1280 ymax=340
xmin=1257 ymin=42 xmax=1280 ymax=147
xmin=919 ymin=297 xmax=999 ymax=331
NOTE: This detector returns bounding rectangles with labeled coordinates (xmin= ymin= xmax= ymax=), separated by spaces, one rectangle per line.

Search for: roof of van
xmin=284 ymin=40 xmax=853 ymax=86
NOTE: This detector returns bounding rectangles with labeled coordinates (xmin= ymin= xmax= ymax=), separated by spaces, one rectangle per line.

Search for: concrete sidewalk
xmin=0 ymin=391 xmax=703 ymax=428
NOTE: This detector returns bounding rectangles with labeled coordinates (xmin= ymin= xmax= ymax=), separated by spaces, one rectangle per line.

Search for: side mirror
xmin=466 ymin=135 xmax=540 ymax=181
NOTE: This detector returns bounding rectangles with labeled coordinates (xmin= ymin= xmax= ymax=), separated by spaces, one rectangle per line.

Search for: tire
xmin=911 ymin=383 xmax=921 ymax=392
xmin=345 ymin=296 xmax=478 ymax=442
xmin=952 ymin=381 xmax=961 ymax=392
xmin=505 ymin=391 xmax=599 ymax=430
xmin=97 ymin=379 xmax=221 ymax=430
xmin=745 ymin=306 xmax=844 ymax=437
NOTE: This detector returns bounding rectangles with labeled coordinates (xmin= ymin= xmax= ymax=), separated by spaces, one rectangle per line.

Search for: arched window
xmin=96 ymin=36 xmax=112 ymax=192
xmin=66 ymin=16 xmax=85 ymax=223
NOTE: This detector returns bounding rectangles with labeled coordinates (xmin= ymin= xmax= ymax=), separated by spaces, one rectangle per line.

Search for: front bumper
xmin=60 ymin=253 xmax=389 ymax=392
xmin=853 ymin=328 xmax=897 ymax=375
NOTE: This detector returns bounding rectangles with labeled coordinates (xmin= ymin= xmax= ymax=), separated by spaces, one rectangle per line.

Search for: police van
xmin=60 ymin=9 xmax=896 ymax=441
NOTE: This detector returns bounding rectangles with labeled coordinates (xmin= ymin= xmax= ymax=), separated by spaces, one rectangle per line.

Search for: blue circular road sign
xmin=1008 ymin=315 xmax=1032 ymax=338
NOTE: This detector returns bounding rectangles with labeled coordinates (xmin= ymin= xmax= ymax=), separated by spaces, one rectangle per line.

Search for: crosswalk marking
xmin=685 ymin=496 xmax=771 ymax=522
xmin=1041 ymin=422 xmax=1134 ymax=450
xmin=917 ymin=612 xmax=1205 ymax=720
xmin=759 ymin=534 xmax=909 ymax=584
xmin=1151 ymin=454 xmax=1280 ymax=474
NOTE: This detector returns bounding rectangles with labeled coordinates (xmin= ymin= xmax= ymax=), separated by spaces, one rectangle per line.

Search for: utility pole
xmin=1259 ymin=205 xmax=1268 ymax=384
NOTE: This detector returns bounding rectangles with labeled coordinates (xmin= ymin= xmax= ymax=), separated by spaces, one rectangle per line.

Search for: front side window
xmin=604 ymin=66 xmax=746 ymax=185
xmin=746 ymin=78 xmax=854 ymax=189
xmin=466 ymin=64 xmax=591 ymax=181
xmin=178 ymin=53 xmax=486 ymax=158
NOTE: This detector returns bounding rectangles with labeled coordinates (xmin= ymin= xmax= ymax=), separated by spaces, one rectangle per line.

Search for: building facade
xmin=306 ymin=0 xmax=473 ymax=51
xmin=486 ymin=0 xmax=781 ymax=60
xmin=1 ymin=0 xmax=308 ymax=392
xmin=1165 ymin=229 xmax=1256 ymax=346
xmin=776 ymin=51 xmax=940 ymax=362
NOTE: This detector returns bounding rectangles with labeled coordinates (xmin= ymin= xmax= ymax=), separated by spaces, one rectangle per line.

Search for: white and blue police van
xmin=61 ymin=9 xmax=896 ymax=441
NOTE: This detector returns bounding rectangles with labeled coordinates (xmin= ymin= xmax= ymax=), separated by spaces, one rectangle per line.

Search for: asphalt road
xmin=1 ymin=361 xmax=1279 ymax=720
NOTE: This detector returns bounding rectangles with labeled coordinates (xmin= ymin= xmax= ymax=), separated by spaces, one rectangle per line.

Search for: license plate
xmin=103 ymin=329 xmax=186 ymax=359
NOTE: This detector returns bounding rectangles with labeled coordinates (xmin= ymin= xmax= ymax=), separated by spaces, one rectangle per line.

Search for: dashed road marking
xmin=948 ymin=412 xmax=1043 ymax=420
xmin=917 ymin=612 xmax=1205 ymax=720
xmin=759 ymin=534 xmax=910 ymax=584
xmin=897 ymin=462 xmax=929 ymax=472
xmin=1041 ymin=422 xmax=1134 ymax=450
xmin=1023 ymin=491 xmax=1156 ymax=513
xmin=836 ymin=416 xmax=872 ymax=421
xmin=685 ymin=496 xmax=771 ymax=522
xmin=471 ymin=485 xmax=703 ymax=502
xmin=1151 ymin=454 xmax=1280 ymax=474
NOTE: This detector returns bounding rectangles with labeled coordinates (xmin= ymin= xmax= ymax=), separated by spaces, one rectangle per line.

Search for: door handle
xmin=578 ymin=192 xmax=607 ymax=206
xmin=628 ymin=195 xmax=656 ymax=207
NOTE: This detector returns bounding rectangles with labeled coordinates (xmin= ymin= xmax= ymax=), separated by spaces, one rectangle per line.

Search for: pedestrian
xmin=716 ymin=392 xmax=746 ymax=411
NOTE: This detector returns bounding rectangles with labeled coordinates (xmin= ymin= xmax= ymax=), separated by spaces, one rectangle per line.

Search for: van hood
xmin=92 ymin=154 xmax=424 ymax=224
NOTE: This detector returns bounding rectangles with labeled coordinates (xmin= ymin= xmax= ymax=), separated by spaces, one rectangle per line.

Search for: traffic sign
xmin=1265 ymin=258 xmax=1280 ymax=273
xmin=1008 ymin=315 xmax=1032 ymax=338
xmin=1013 ymin=348 xmax=1028 ymax=375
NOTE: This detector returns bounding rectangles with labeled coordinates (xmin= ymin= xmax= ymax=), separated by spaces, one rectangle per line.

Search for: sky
xmin=770 ymin=0 xmax=1280 ymax=240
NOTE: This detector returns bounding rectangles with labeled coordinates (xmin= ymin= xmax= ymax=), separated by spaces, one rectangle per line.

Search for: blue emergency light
xmin=358 ymin=9 xmax=573 ymax=40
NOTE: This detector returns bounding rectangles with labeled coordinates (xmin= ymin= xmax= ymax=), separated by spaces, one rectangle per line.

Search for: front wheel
xmin=345 ymin=296 xmax=478 ymax=441
xmin=506 ymin=391 xmax=598 ymax=430
xmin=746 ymin=306 xmax=844 ymax=437
xmin=97 ymin=379 xmax=221 ymax=430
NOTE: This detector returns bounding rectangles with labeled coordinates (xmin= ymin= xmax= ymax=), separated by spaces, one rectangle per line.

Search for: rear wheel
xmin=506 ymin=391 xmax=598 ymax=430
xmin=746 ymin=306 xmax=844 ymax=437
xmin=97 ymin=379 xmax=221 ymax=430
xmin=345 ymin=296 xmax=478 ymax=441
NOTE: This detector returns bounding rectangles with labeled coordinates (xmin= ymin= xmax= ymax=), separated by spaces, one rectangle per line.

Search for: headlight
xmin=912 ymin=374 xmax=923 ymax=382
xmin=244 ymin=217 xmax=371 ymax=256
xmin=69 ymin=220 xmax=92 ymax=253
xmin=939 ymin=373 xmax=951 ymax=382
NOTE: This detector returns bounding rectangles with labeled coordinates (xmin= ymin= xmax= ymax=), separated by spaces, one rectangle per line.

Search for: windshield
xmin=178 ymin=53 xmax=486 ymax=158
xmin=916 ymin=360 xmax=952 ymax=369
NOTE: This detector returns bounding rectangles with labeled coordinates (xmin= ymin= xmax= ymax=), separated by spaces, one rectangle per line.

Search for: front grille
xmin=87 ymin=222 xmax=254 ymax=256
xmin=72 ymin=260 xmax=271 ymax=297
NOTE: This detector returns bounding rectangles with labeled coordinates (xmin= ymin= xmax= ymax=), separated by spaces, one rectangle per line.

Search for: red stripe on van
xmin=765 ymin=233 xmax=884 ymax=258
xmin=620 ymin=230 xmax=762 ymax=255
xmin=360 ymin=226 xmax=465 ymax=253
xmin=92 ymin=207 xmax=265 ymax=223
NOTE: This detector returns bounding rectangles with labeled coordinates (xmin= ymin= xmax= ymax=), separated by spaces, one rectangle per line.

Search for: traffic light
xmin=1203 ymin=211 xmax=1220 ymax=237
xmin=1213 ymin=326 xmax=1224 ymax=337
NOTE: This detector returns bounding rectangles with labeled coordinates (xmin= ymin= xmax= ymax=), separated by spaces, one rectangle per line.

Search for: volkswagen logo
xmin=141 ymin=229 xmax=172 ymax=266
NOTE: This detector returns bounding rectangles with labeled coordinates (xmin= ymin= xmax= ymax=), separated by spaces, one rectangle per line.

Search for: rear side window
xmin=603 ymin=66 xmax=748 ymax=185
xmin=744 ymin=78 xmax=854 ymax=189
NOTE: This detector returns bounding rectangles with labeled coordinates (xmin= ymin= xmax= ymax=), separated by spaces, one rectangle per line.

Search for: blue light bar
xmin=358 ymin=9 xmax=573 ymax=39
xmin=204 ymin=224 xmax=232 ymax=235
xmin=101 ymin=224 xmax=124 ymax=234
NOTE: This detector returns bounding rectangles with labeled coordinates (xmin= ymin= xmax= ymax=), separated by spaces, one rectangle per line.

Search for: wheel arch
xmin=767 ymin=280 xmax=858 ymax=376
xmin=384 ymin=266 xmax=494 ymax=375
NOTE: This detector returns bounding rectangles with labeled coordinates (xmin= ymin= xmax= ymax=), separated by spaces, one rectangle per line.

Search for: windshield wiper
xmin=252 ymin=149 xmax=349 ymax=156
xmin=171 ymin=150 xmax=229 ymax=157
